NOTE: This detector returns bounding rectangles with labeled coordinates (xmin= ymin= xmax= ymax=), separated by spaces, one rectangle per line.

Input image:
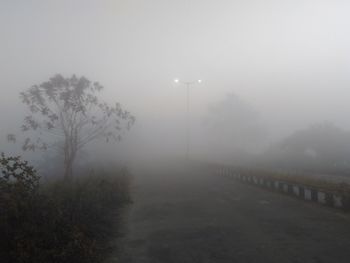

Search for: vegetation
xmin=0 ymin=153 xmax=131 ymax=263
xmin=203 ymin=93 xmax=266 ymax=155
xmin=263 ymin=123 xmax=350 ymax=175
xmin=8 ymin=74 xmax=135 ymax=178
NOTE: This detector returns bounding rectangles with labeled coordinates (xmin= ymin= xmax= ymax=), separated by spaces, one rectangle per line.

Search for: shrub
xmin=0 ymin=153 xmax=40 ymax=261
xmin=0 ymin=153 xmax=131 ymax=263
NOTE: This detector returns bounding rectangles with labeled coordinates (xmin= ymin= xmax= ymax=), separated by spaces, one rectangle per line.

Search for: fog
xmin=4 ymin=2 xmax=350 ymax=262
xmin=1 ymin=0 xmax=350 ymax=171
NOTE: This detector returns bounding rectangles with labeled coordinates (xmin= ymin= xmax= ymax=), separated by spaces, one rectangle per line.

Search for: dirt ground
xmin=106 ymin=162 xmax=350 ymax=263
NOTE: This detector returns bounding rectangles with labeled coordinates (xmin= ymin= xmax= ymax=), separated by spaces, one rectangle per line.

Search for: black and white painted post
xmin=216 ymin=166 xmax=350 ymax=211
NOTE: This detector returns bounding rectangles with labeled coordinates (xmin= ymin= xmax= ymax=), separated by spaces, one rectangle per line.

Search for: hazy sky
xmin=1 ymin=0 xmax=350 ymax=156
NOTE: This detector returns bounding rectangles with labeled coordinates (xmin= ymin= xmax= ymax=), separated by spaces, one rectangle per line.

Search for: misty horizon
xmin=2 ymin=1 xmax=350 ymax=160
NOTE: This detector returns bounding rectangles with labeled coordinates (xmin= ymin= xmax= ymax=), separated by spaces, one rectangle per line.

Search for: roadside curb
xmin=215 ymin=167 xmax=350 ymax=211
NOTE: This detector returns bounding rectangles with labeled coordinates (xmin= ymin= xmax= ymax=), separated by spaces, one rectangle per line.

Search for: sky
xmin=1 ymin=0 xmax=350 ymax=159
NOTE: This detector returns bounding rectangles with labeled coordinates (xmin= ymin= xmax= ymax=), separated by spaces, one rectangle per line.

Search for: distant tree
xmin=203 ymin=93 xmax=265 ymax=154
xmin=8 ymin=74 xmax=135 ymax=178
xmin=265 ymin=122 xmax=350 ymax=174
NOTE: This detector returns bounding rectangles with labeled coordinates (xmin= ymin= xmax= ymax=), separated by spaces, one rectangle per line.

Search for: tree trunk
xmin=63 ymin=148 xmax=75 ymax=179
xmin=63 ymin=131 xmax=78 ymax=179
xmin=64 ymin=159 xmax=74 ymax=179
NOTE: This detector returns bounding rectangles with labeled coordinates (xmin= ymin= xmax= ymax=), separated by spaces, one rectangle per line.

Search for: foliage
xmin=203 ymin=93 xmax=266 ymax=154
xmin=0 ymin=153 xmax=39 ymax=194
xmin=9 ymin=74 xmax=135 ymax=178
xmin=0 ymin=153 xmax=131 ymax=263
xmin=264 ymin=122 xmax=350 ymax=175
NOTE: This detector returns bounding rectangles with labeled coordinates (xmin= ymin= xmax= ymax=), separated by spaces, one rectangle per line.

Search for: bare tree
xmin=8 ymin=74 xmax=135 ymax=178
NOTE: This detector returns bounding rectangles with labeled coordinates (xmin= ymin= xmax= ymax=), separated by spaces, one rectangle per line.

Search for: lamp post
xmin=174 ymin=79 xmax=202 ymax=160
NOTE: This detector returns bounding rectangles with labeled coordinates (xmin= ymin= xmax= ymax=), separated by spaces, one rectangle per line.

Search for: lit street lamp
xmin=173 ymin=78 xmax=202 ymax=160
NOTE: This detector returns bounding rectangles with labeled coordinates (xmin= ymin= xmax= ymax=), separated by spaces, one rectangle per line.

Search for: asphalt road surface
xmin=107 ymin=162 xmax=350 ymax=263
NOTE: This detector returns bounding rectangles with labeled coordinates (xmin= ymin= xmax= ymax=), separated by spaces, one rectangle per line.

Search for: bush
xmin=0 ymin=153 xmax=131 ymax=263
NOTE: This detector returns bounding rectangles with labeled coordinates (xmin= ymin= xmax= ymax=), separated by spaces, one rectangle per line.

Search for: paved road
xmin=108 ymin=163 xmax=350 ymax=263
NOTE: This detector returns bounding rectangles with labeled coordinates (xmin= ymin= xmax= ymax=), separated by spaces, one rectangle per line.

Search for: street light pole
xmin=186 ymin=82 xmax=190 ymax=160
xmin=174 ymin=79 xmax=202 ymax=160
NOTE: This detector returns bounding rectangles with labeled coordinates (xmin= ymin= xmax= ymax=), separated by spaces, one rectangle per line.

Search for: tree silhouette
xmin=265 ymin=122 xmax=350 ymax=173
xmin=203 ymin=93 xmax=265 ymax=154
xmin=9 ymin=74 xmax=135 ymax=178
